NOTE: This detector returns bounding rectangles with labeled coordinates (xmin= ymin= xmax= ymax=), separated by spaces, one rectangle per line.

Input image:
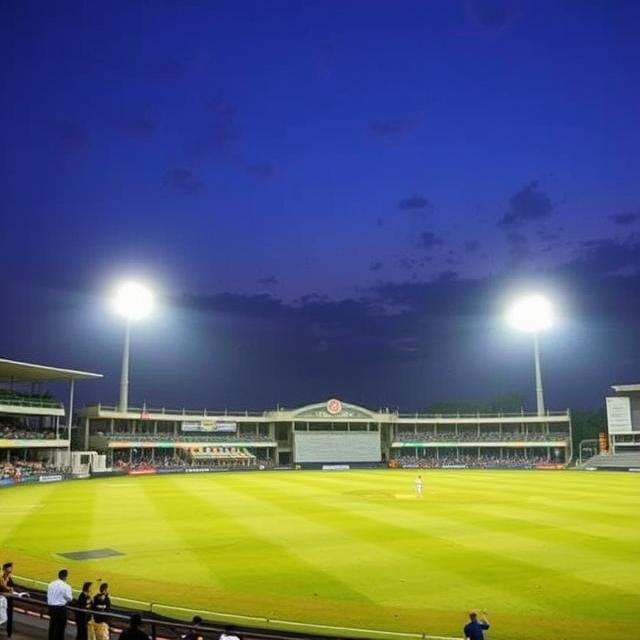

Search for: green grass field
xmin=1 ymin=470 xmax=639 ymax=640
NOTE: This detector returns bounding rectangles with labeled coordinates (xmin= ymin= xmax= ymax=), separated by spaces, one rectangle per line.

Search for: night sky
xmin=1 ymin=1 xmax=640 ymax=412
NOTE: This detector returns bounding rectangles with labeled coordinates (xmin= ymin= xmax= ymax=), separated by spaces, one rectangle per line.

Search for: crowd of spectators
xmin=393 ymin=452 xmax=556 ymax=469
xmin=0 ymin=425 xmax=57 ymax=439
xmin=112 ymin=451 xmax=275 ymax=471
xmin=395 ymin=430 xmax=568 ymax=442
xmin=1 ymin=459 xmax=58 ymax=480
xmin=102 ymin=432 xmax=272 ymax=442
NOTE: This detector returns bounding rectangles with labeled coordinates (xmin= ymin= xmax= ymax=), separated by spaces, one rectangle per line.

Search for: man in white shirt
xmin=47 ymin=569 xmax=73 ymax=640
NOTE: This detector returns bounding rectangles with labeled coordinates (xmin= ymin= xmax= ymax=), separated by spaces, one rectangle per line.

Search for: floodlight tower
xmin=507 ymin=294 xmax=553 ymax=416
xmin=113 ymin=281 xmax=154 ymax=413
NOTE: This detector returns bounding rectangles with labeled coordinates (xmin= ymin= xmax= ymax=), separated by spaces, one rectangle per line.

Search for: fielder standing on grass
xmin=464 ymin=610 xmax=490 ymax=640
xmin=415 ymin=474 xmax=423 ymax=497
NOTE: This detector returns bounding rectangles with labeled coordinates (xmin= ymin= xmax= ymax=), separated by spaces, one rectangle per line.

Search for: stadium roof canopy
xmin=611 ymin=384 xmax=640 ymax=393
xmin=0 ymin=358 xmax=103 ymax=383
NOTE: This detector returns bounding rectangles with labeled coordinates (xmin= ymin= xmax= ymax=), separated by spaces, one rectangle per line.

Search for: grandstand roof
xmin=611 ymin=384 xmax=640 ymax=393
xmin=0 ymin=358 xmax=103 ymax=382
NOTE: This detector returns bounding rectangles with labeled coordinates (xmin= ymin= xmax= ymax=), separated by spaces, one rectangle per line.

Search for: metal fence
xmin=7 ymin=578 xmax=458 ymax=640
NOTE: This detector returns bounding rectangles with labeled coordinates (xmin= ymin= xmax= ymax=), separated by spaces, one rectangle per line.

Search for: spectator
xmin=75 ymin=582 xmax=93 ymax=640
xmin=464 ymin=610 xmax=490 ymax=640
xmin=47 ymin=569 xmax=72 ymax=640
xmin=182 ymin=616 xmax=204 ymax=640
xmin=0 ymin=563 xmax=15 ymax=594
xmin=92 ymin=583 xmax=111 ymax=640
xmin=118 ymin=614 xmax=149 ymax=640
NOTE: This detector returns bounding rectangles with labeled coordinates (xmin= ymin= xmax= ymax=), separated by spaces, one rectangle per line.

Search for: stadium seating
xmin=0 ymin=425 xmax=57 ymax=439
xmin=103 ymin=432 xmax=272 ymax=442
xmin=394 ymin=431 xmax=568 ymax=442
xmin=0 ymin=389 xmax=62 ymax=409
xmin=394 ymin=452 xmax=553 ymax=469
xmin=582 ymin=452 xmax=640 ymax=469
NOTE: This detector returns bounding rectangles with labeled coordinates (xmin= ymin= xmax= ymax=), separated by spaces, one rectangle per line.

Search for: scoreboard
xmin=293 ymin=431 xmax=381 ymax=463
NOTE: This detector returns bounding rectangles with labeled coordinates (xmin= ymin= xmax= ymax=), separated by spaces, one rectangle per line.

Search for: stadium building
xmin=0 ymin=358 xmax=101 ymax=481
xmin=79 ymin=398 xmax=572 ymax=469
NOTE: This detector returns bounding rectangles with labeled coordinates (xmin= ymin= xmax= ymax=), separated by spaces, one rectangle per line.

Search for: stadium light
xmin=507 ymin=294 xmax=554 ymax=416
xmin=113 ymin=281 xmax=154 ymax=413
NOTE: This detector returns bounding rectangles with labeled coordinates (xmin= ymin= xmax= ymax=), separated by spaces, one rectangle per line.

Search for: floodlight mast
xmin=507 ymin=294 xmax=553 ymax=417
xmin=113 ymin=281 xmax=153 ymax=413
xmin=533 ymin=332 xmax=544 ymax=416
xmin=119 ymin=319 xmax=131 ymax=413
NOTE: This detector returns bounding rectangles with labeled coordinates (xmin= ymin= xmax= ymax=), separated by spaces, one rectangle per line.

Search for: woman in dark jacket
xmin=75 ymin=582 xmax=93 ymax=640
xmin=92 ymin=583 xmax=111 ymax=640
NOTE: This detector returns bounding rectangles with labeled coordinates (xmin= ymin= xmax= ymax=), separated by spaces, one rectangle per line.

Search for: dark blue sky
xmin=1 ymin=1 xmax=639 ymax=411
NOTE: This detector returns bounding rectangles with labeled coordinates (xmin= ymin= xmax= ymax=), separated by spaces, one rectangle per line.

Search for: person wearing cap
xmin=464 ymin=610 xmax=490 ymax=640
xmin=118 ymin=614 xmax=149 ymax=640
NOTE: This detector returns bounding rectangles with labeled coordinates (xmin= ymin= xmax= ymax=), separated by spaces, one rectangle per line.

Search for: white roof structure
xmin=611 ymin=384 xmax=640 ymax=393
xmin=0 ymin=358 xmax=103 ymax=383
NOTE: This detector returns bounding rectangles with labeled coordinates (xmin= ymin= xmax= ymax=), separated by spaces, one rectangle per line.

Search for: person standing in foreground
xmin=75 ymin=582 xmax=93 ymax=640
xmin=92 ymin=583 xmax=111 ymax=640
xmin=464 ymin=610 xmax=490 ymax=640
xmin=415 ymin=474 xmax=423 ymax=497
xmin=118 ymin=614 xmax=149 ymax=640
xmin=47 ymin=569 xmax=73 ymax=640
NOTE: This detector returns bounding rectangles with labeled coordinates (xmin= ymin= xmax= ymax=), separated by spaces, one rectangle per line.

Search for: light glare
xmin=507 ymin=294 xmax=553 ymax=333
xmin=114 ymin=281 xmax=154 ymax=321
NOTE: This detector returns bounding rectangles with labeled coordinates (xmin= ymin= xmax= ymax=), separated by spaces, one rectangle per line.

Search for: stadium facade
xmin=79 ymin=398 xmax=573 ymax=469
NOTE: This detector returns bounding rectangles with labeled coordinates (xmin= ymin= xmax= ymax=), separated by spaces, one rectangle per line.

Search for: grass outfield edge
xmin=14 ymin=574 xmax=458 ymax=640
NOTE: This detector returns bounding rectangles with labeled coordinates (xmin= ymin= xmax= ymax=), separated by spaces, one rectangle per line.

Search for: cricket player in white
xmin=415 ymin=475 xmax=423 ymax=497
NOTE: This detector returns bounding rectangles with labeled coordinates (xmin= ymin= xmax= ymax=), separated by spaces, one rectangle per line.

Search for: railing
xmin=0 ymin=396 xmax=63 ymax=409
xmin=396 ymin=410 xmax=570 ymax=419
xmin=94 ymin=404 xmax=267 ymax=417
xmin=7 ymin=578 xmax=458 ymax=640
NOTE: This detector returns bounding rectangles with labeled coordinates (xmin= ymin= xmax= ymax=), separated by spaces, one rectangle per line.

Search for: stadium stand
xmin=394 ymin=452 xmax=552 ymax=469
xmin=395 ymin=431 xmax=568 ymax=442
xmin=582 ymin=452 xmax=640 ymax=470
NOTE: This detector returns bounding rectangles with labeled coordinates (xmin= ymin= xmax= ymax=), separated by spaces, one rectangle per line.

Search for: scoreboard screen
xmin=293 ymin=431 xmax=381 ymax=463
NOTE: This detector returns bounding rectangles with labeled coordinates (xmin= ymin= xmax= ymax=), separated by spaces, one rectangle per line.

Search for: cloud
xmin=498 ymin=180 xmax=553 ymax=229
xmin=568 ymin=236 xmax=640 ymax=275
xmin=417 ymin=232 xmax=443 ymax=250
xmin=246 ymin=163 xmax=276 ymax=178
xmin=398 ymin=195 xmax=431 ymax=210
xmin=369 ymin=261 xmax=383 ymax=272
xmin=191 ymin=98 xmax=239 ymax=156
xmin=52 ymin=122 xmax=86 ymax=152
xmin=369 ymin=117 xmax=417 ymax=139
xmin=609 ymin=211 xmax=640 ymax=226
xmin=399 ymin=257 xmax=426 ymax=271
xmin=464 ymin=0 xmax=521 ymax=32
xmin=112 ymin=113 xmax=157 ymax=137
xmin=257 ymin=275 xmax=278 ymax=286
xmin=150 ymin=57 xmax=187 ymax=79
xmin=536 ymin=228 xmax=559 ymax=243
xmin=163 ymin=168 xmax=203 ymax=193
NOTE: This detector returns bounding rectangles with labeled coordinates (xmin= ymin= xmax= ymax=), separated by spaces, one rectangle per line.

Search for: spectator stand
xmin=0 ymin=359 xmax=102 ymax=481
